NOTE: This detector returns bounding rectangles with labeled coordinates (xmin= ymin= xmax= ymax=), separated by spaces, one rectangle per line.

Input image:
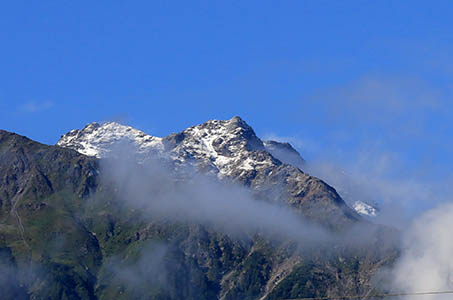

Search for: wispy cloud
xmin=323 ymin=76 xmax=441 ymax=118
xmin=305 ymin=151 xmax=453 ymax=227
xmin=99 ymin=151 xmax=332 ymax=244
xmin=261 ymin=133 xmax=320 ymax=156
xmin=264 ymin=74 xmax=453 ymax=226
xmin=20 ymin=100 xmax=54 ymax=113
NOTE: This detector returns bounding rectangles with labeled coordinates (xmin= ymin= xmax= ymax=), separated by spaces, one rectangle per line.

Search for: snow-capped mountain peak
xmin=57 ymin=117 xmax=277 ymax=175
xmin=58 ymin=117 xmax=290 ymax=178
xmin=162 ymin=116 xmax=277 ymax=177
xmin=56 ymin=117 xmax=374 ymax=217
xmin=57 ymin=121 xmax=163 ymax=158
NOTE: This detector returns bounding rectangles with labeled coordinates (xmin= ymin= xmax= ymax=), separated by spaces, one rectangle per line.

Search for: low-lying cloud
xmin=101 ymin=242 xmax=170 ymax=294
xmin=99 ymin=150 xmax=332 ymax=245
xmin=391 ymin=202 xmax=453 ymax=299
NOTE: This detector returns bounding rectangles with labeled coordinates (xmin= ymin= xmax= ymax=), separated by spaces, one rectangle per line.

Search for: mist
xmin=391 ymin=202 xmax=453 ymax=299
xmin=99 ymin=242 xmax=170 ymax=296
xmin=98 ymin=148 xmax=333 ymax=245
xmin=0 ymin=264 xmax=27 ymax=300
xmin=262 ymin=75 xmax=453 ymax=298
xmin=304 ymin=156 xmax=451 ymax=228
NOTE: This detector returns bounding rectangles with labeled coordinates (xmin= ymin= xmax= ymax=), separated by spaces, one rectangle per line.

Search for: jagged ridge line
xmin=281 ymin=289 xmax=453 ymax=299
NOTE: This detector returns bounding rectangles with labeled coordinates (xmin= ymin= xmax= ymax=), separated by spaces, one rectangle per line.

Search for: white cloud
xmin=20 ymin=100 xmax=54 ymax=113
xmin=261 ymin=133 xmax=320 ymax=156
xmin=392 ymin=202 xmax=453 ymax=300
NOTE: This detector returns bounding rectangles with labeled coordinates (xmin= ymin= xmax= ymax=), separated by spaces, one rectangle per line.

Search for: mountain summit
xmin=57 ymin=121 xmax=164 ymax=158
xmin=58 ymin=117 xmax=360 ymax=225
xmin=58 ymin=117 xmax=375 ymax=218
xmin=58 ymin=116 xmax=301 ymax=179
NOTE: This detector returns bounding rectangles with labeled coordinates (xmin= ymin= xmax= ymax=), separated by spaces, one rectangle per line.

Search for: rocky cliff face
xmin=0 ymin=119 xmax=399 ymax=300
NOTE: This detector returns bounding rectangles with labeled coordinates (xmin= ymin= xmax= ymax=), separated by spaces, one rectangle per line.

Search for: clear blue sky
xmin=1 ymin=1 xmax=453 ymax=210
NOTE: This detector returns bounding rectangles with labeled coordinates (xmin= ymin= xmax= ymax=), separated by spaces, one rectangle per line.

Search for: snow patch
xmin=57 ymin=122 xmax=163 ymax=158
xmin=352 ymin=201 xmax=377 ymax=217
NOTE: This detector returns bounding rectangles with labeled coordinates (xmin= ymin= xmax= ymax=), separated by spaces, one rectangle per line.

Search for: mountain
xmin=58 ymin=117 xmax=378 ymax=218
xmin=58 ymin=117 xmax=362 ymax=222
xmin=0 ymin=118 xmax=399 ymax=300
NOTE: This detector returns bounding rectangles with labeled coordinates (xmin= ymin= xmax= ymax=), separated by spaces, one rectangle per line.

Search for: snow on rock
xmin=164 ymin=116 xmax=278 ymax=177
xmin=58 ymin=117 xmax=281 ymax=179
xmin=352 ymin=200 xmax=377 ymax=217
xmin=57 ymin=122 xmax=163 ymax=158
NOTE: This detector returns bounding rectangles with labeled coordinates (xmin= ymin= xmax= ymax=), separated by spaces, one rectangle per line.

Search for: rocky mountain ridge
xmin=57 ymin=116 xmax=374 ymax=217
xmin=58 ymin=117 xmax=296 ymax=178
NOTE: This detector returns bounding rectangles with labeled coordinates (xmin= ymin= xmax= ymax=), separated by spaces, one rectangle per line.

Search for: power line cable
xmin=281 ymin=289 xmax=453 ymax=299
